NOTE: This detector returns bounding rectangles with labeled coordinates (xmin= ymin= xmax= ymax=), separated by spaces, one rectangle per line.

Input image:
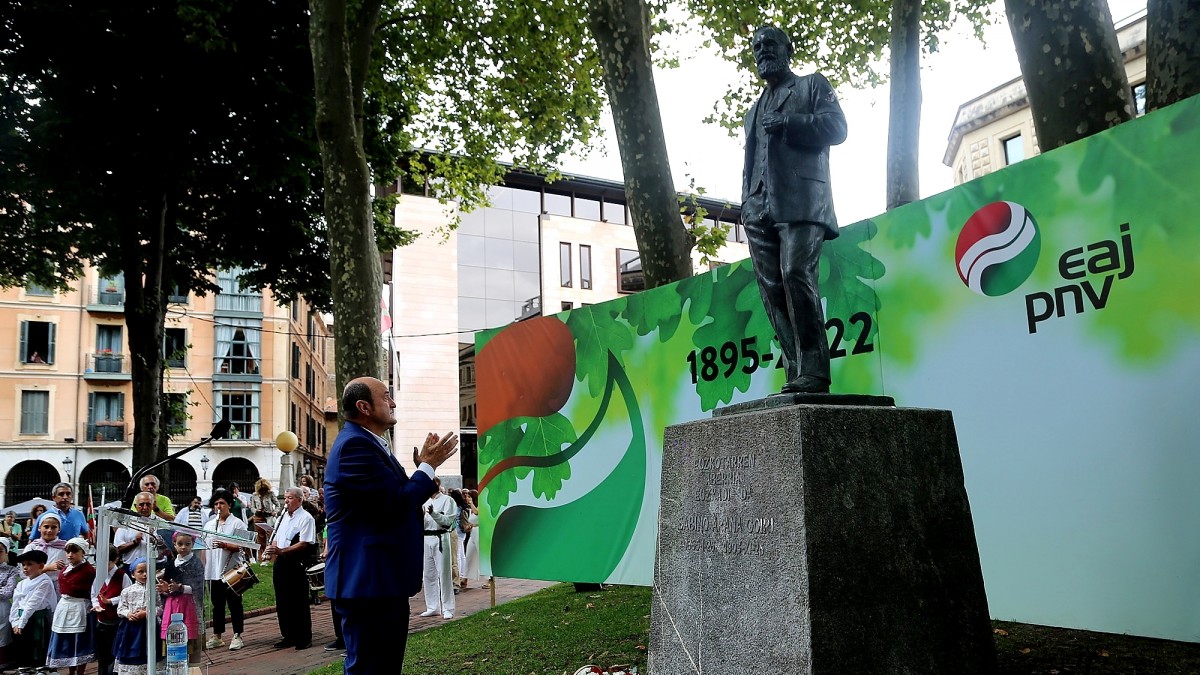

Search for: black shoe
xmin=781 ymin=375 xmax=830 ymax=394
xmin=324 ymin=641 xmax=345 ymax=651
xmin=273 ymin=640 xmax=295 ymax=649
xmin=295 ymin=642 xmax=313 ymax=651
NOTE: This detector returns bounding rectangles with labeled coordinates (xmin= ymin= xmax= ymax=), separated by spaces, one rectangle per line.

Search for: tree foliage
xmin=307 ymin=0 xmax=613 ymax=394
xmin=0 ymin=0 xmax=335 ymax=468
xmin=679 ymin=0 xmax=996 ymax=132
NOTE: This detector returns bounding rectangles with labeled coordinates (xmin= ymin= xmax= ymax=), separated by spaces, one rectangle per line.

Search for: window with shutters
xmin=20 ymin=391 xmax=49 ymax=435
xmin=87 ymin=391 xmax=125 ymax=442
xmin=19 ymin=320 xmax=56 ymax=364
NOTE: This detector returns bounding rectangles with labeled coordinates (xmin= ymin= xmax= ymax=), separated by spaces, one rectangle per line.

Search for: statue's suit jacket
xmin=324 ymin=421 xmax=436 ymax=599
xmin=742 ymin=70 xmax=848 ymax=239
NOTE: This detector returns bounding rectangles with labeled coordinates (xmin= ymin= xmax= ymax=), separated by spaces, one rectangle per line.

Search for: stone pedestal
xmin=648 ymin=403 xmax=996 ymax=675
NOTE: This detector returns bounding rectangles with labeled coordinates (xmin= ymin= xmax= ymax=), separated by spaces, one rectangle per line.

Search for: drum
xmin=306 ymin=562 xmax=325 ymax=593
xmin=221 ymin=562 xmax=259 ymax=596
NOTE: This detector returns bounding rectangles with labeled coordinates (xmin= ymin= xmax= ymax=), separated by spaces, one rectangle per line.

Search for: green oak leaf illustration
xmin=823 ymin=219 xmax=884 ymax=340
xmin=691 ymin=262 xmax=775 ymax=410
xmin=682 ymin=266 xmax=715 ymax=326
xmin=478 ymin=418 xmax=523 ymax=514
xmin=623 ymin=282 xmax=684 ymax=341
xmin=509 ymin=413 xmax=577 ymax=499
xmin=1077 ymin=104 xmax=1200 ymax=234
xmin=567 ymin=303 xmax=634 ymax=398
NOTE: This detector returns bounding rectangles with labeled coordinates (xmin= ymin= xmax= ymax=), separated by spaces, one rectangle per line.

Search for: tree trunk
xmin=1005 ymin=0 xmax=1134 ymax=150
xmin=123 ymin=198 xmax=168 ymax=471
xmin=309 ymin=0 xmax=385 ymax=399
xmin=586 ymin=0 xmax=693 ymax=288
xmin=886 ymin=0 xmax=922 ymax=210
xmin=1145 ymin=0 xmax=1200 ymax=112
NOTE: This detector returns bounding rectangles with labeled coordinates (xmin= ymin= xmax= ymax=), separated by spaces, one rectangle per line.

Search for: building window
xmin=544 ymin=192 xmax=572 ymax=217
xmin=164 ymin=328 xmax=187 ymax=368
xmin=1002 ymin=135 xmax=1024 ymax=166
xmin=291 ymin=343 xmax=301 ymax=379
xmin=580 ymin=245 xmax=592 ymax=290
xmin=617 ymin=248 xmax=644 ymax=294
xmin=163 ymin=393 xmax=188 ymax=436
xmin=19 ymin=320 xmax=56 ymax=364
xmin=97 ymin=324 xmax=122 ymax=354
xmin=1133 ymin=82 xmax=1147 ymax=117
xmin=98 ymin=274 xmax=125 ymax=306
xmin=214 ymin=382 xmax=260 ymax=440
xmin=560 ymin=242 xmax=572 ymax=288
xmin=603 ymin=199 xmax=627 ymax=225
xmin=216 ymin=268 xmax=262 ymax=313
xmin=87 ymin=391 xmax=125 ymax=442
xmin=214 ymin=318 xmax=261 ymax=375
xmin=575 ymin=197 xmax=601 ymax=221
xmin=561 ymin=301 xmax=573 ymax=311
xmin=166 ymin=284 xmax=189 ymax=304
xmin=20 ymin=391 xmax=49 ymax=435
xmin=25 ymin=282 xmax=54 ymax=297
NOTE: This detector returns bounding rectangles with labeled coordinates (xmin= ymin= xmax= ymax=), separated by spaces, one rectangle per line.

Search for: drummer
xmin=203 ymin=490 xmax=248 ymax=652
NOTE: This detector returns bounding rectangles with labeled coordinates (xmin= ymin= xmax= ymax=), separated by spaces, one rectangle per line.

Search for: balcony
xmin=84 ymin=353 xmax=131 ymax=380
xmin=86 ymin=421 xmax=126 ymax=443
xmin=87 ymin=288 xmax=125 ymax=313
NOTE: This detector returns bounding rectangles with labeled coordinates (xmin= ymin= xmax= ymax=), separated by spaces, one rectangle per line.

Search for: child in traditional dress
xmin=22 ymin=514 xmax=67 ymax=594
xmin=9 ymin=549 xmax=58 ymax=672
xmin=113 ymin=559 xmax=151 ymax=675
xmin=91 ymin=545 xmax=128 ymax=675
xmin=156 ymin=533 xmax=203 ymax=666
xmin=0 ymin=539 xmax=20 ymax=671
xmin=47 ymin=537 xmax=97 ymax=674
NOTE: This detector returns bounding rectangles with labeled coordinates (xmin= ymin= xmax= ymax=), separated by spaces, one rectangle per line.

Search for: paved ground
xmin=199 ymin=578 xmax=556 ymax=675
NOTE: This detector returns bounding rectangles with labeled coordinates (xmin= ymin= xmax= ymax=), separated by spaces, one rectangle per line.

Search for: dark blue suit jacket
xmin=324 ymin=421 xmax=436 ymax=599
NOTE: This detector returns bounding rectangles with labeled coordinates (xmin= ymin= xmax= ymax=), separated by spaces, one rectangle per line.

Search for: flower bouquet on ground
xmin=573 ymin=667 xmax=637 ymax=675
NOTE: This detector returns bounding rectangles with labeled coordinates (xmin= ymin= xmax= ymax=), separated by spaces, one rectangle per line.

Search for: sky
xmin=559 ymin=0 xmax=1148 ymax=226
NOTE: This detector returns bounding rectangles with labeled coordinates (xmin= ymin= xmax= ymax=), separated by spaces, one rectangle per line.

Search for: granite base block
xmin=648 ymin=404 xmax=996 ymax=675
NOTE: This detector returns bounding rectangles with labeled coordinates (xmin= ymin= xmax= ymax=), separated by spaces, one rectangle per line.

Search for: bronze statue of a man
xmin=741 ymin=25 xmax=847 ymax=394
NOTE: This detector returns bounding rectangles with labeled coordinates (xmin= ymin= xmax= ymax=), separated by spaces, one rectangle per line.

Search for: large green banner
xmin=475 ymin=95 xmax=1200 ymax=642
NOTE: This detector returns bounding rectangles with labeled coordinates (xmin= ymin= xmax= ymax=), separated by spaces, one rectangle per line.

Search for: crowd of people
xmin=1 ymin=376 xmax=482 ymax=675
xmin=0 ymin=470 xmax=344 ymax=675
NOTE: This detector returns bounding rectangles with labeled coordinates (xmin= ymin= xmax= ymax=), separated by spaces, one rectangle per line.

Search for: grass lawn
xmin=309 ymin=583 xmax=650 ymax=675
xmin=308 ymin=584 xmax=1200 ymax=675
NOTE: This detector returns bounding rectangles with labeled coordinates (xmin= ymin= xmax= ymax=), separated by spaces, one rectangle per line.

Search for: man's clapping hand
xmin=413 ymin=432 xmax=459 ymax=469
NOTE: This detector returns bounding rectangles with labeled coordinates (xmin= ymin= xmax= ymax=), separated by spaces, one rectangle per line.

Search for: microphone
xmin=120 ymin=418 xmax=233 ymax=507
xmin=210 ymin=418 xmax=232 ymax=441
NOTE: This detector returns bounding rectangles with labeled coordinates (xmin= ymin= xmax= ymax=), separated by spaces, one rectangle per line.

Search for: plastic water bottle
xmin=166 ymin=612 xmax=188 ymax=675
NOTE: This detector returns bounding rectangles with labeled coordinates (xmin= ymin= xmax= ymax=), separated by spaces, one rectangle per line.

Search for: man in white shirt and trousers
xmin=265 ymin=487 xmax=317 ymax=650
xmin=419 ymin=478 xmax=457 ymax=619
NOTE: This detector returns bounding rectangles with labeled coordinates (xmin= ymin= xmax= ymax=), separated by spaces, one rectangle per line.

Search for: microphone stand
xmin=120 ymin=419 xmax=231 ymax=508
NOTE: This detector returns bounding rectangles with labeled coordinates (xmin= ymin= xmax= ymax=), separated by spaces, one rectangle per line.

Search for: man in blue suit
xmin=324 ymin=376 xmax=458 ymax=674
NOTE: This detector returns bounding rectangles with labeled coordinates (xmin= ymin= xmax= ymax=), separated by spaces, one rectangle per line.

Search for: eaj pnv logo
xmin=955 ymin=201 xmax=1042 ymax=297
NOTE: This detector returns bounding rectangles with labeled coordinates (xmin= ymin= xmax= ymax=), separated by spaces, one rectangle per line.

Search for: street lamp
xmin=200 ymin=454 xmax=210 ymax=480
xmin=62 ymin=456 xmax=73 ymax=482
xmin=275 ymin=430 xmax=298 ymax=492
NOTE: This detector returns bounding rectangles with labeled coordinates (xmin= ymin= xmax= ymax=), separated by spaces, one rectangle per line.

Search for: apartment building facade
xmin=944 ymin=11 xmax=1148 ymax=183
xmin=0 ymin=266 xmax=333 ymax=510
